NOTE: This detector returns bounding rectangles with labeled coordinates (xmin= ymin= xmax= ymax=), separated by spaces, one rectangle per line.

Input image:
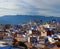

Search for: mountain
xmin=0 ymin=15 xmax=60 ymax=24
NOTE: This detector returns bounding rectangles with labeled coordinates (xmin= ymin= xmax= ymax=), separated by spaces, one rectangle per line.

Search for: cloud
xmin=0 ymin=0 xmax=60 ymax=16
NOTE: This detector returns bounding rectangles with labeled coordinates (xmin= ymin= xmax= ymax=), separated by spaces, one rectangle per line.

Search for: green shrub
xmin=18 ymin=41 xmax=28 ymax=49
xmin=56 ymin=41 xmax=60 ymax=47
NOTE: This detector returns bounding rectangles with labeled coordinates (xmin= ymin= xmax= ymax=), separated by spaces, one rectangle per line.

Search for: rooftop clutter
xmin=0 ymin=20 xmax=60 ymax=49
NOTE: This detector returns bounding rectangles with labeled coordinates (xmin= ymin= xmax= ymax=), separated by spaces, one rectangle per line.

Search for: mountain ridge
xmin=0 ymin=15 xmax=60 ymax=24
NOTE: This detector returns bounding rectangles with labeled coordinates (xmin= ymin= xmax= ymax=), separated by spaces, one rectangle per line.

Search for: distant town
xmin=0 ymin=20 xmax=60 ymax=49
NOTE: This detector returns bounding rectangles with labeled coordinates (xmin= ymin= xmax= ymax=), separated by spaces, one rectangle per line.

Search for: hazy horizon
xmin=0 ymin=15 xmax=59 ymax=24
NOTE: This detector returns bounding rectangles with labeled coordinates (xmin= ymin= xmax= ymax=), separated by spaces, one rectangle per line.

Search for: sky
xmin=0 ymin=0 xmax=60 ymax=17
